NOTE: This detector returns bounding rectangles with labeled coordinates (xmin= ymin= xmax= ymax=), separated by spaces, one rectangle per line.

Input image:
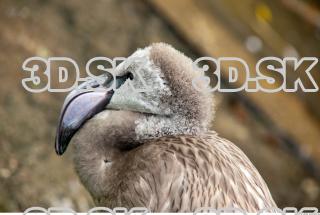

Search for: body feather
xmin=80 ymin=131 xmax=276 ymax=212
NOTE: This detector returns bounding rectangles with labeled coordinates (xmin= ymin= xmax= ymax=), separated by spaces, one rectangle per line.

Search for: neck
xmin=135 ymin=114 xmax=206 ymax=140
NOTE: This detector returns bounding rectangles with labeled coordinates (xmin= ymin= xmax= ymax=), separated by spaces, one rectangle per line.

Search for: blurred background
xmin=0 ymin=0 xmax=320 ymax=211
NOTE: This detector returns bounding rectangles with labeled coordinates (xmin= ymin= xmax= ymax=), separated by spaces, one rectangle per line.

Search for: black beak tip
xmin=55 ymin=136 xmax=64 ymax=156
xmin=55 ymin=130 xmax=69 ymax=156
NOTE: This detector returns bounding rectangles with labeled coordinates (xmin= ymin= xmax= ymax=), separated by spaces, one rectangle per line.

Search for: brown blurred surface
xmin=0 ymin=0 xmax=319 ymax=211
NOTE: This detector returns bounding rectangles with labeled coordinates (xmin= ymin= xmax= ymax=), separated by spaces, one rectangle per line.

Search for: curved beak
xmin=55 ymin=73 xmax=132 ymax=155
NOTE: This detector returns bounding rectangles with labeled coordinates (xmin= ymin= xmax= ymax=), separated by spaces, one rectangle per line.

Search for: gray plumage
xmin=57 ymin=43 xmax=277 ymax=212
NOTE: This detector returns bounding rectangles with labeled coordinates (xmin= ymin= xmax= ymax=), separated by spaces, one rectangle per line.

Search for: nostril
xmin=104 ymin=159 xmax=111 ymax=163
xmin=91 ymin=83 xmax=100 ymax=88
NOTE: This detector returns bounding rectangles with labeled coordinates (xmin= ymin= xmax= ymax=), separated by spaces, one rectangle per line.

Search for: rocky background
xmin=0 ymin=0 xmax=319 ymax=211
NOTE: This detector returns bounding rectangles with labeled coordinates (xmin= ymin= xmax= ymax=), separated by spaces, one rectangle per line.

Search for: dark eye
xmin=115 ymin=72 xmax=134 ymax=89
xmin=127 ymin=72 xmax=134 ymax=80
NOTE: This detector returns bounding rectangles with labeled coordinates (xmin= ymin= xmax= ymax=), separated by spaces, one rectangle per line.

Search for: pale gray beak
xmin=55 ymin=73 xmax=132 ymax=155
